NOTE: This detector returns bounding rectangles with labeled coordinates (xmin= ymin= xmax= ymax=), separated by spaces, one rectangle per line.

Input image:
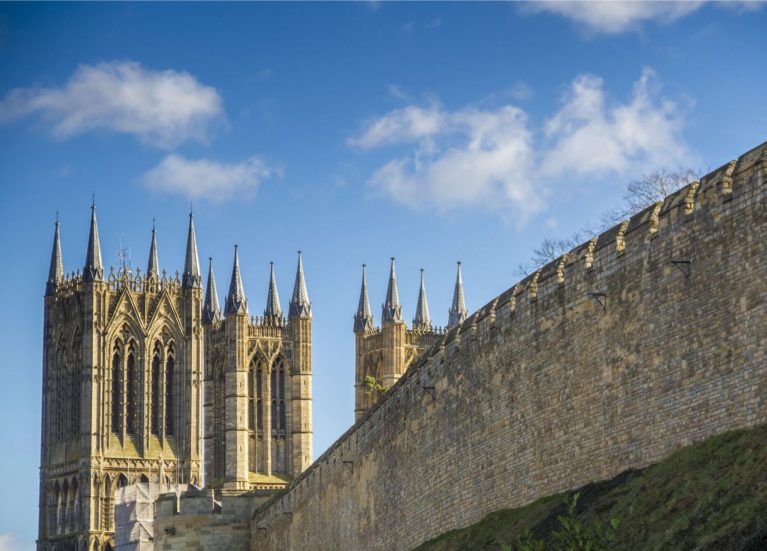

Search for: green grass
xmin=414 ymin=424 xmax=767 ymax=551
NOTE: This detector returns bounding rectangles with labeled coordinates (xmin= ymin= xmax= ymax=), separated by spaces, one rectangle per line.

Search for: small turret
xmin=46 ymin=216 xmax=64 ymax=295
xmin=264 ymin=262 xmax=282 ymax=319
xmin=354 ymin=264 xmax=374 ymax=332
xmin=224 ymin=245 xmax=247 ymax=315
xmin=203 ymin=257 xmax=221 ymax=324
xmin=182 ymin=211 xmax=201 ymax=288
xmin=413 ymin=269 xmax=431 ymax=330
xmin=289 ymin=251 xmax=311 ymax=319
xmin=448 ymin=261 xmax=467 ymax=328
xmin=147 ymin=220 xmax=159 ymax=279
xmin=382 ymin=257 xmax=402 ymax=323
xmin=83 ymin=201 xmax=103 ymax=282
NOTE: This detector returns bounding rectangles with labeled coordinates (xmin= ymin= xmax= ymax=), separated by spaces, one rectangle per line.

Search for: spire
xmin=289 ymin=251 xmax=311 ymax=319
xmin=354 ymin=264 xmax=374 ymax=332
xmin=203 ymin=257 xmax=221 ymax=324
xmin=264 ymin=261 xmax=282 ymax=319
xmin=382 ymin=257 xmax=402 ymax=323
xmin=448 ymin=261 xmax=467 ymax=328
xmin=224 ymin=245 xmax=248 ymax=316
xmin=147 ymin=220 xmax=159 ymax=279
xmin=83 ymin=200 xmax=103 ymax=282
xmin=46 ymin=216 xmax=64 ymax=295
xmin=413 ymin=269 xmax=431 ymax=330
xmin=182 ymin=211 xmax=201 ymax=288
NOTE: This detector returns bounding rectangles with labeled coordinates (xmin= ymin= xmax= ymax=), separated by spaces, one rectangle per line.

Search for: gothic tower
xmin=38 ymin=207 xmax=204 ymax=551
xmin=354 ymin=259 xmax=457 ymax=421
xmin=203 ymin=249 xmax=312 ymax=494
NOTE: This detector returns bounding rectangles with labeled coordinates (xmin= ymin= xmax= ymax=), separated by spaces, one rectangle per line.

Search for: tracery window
xmin=111 ymin=343 xmax=121 ymax=434
xmin=271 ymin=357 xmax=286 ymax=433
xmin=256 ymin=363 xmax=263 ymax=431
xmin=125 ymin=343 xmax=136 ymax=434
xmin=165 ymin=347 xmax=174 ymax=435
xmin=248 ymin=361 xmax=255 ymax=430
xmin=151 ymin=345 xmax=161 ymax=435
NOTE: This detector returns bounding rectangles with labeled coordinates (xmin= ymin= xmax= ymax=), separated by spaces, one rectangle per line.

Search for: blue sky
xmin=0 ymin=2 xmax=765 ymax=549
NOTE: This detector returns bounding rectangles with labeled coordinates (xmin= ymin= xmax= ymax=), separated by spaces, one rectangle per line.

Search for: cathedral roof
xmin=289 ymin=251 xmax=312 ymax=319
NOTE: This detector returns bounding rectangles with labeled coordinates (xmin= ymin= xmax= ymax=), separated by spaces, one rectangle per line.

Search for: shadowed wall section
xmin=251 ymin=142 xmax=767 ymax=551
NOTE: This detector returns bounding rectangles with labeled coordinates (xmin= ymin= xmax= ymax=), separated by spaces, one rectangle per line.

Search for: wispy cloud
xmin=387 ymin=84 xmax=411 ymax=102
xmin=349 ymin=69 xmax=692 ymax=222
xmin=142 ymin=154 xmax=281 ymax=202
xmin=522 ymin=1 xmax=704 ymax=34
xmin=542 ymin=68 xmax=689 ymax=177
xmin=424 ymin=16 xmax=443 ymax=30
xmin=0 ymin=61 xmax=223 ymax=148
xmin=350 ymin=103 xmax=539 ymax=219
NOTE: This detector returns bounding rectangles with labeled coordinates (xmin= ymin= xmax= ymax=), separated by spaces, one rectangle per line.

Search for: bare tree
xmin=602 ymin=167 xmax=701 ymax=226
xmin=518 ymin=167 xmax=701 ymax=277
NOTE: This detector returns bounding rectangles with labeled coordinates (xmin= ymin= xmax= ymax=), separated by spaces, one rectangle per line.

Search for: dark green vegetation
xmin=414 ymin=424 xmax=767 ymax=551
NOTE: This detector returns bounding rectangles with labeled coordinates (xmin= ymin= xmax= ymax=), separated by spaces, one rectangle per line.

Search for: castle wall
xmin=251 ymin=143 xmax=767 ymax=551
xmin=154 ymin=489 xmax=254 ymax=551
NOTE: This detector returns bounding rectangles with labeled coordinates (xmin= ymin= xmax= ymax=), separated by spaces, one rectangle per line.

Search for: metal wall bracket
xmin=587 ymin=292 xmax=607 ymax=312
xmin=671 ymin=259 xmax=691 ymax=278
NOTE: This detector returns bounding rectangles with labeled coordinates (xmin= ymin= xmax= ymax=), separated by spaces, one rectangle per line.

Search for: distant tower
xmin=354 ymin=259 xmax=448 ymax=421
xmin=38 ymin=207 xmax=203 ymax=551
xmin=203 ymin=250 xmax=313 ymax=494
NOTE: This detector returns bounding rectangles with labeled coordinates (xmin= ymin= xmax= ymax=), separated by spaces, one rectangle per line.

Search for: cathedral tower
xmin=354 ymin=259 xmax=454 ymax=421
xmin=38 ymin=207 xmax=203 ymax=551
xmin=203 ymin=250 xmax=313 ymax=494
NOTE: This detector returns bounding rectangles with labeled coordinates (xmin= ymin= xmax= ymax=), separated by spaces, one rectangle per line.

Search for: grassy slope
xmin=414 ymin=424 xmax=767 ymax=551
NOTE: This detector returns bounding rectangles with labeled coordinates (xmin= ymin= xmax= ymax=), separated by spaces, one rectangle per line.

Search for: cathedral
xmin=38 ymin=205 xmax=466 ymax=551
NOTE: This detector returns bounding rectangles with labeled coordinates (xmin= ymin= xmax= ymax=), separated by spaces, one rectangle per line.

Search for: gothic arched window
xmin=125 ymin=344 xmax=136 ymax=434
xmin=248 ymin=362 xmax=255 ymax=430
xmin=111 ymin=344 xmax=121 ymax=434
xmin=70 ymin=336 xmax=81 ymax=438
xmin=271 ymin=357 xmax=286 ymax=433
xmin=271 ymin=368 xmax=277 ymax=431
xmin=256 ymin=362 xmax=263 ymax=431
xmin=165 ymin=350 xmax=174 ymax=435
xmin=151 ymin=345 xmax=161 ymax=435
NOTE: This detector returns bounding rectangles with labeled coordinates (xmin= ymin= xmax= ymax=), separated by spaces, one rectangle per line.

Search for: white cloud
xmin=351 ymin=103 xmax=541 ymax=219
xmin=143 ymin=154 xmax=281 ymax=202
xmin=523 ymin=1 xmax=704 ymax=34
xmin=350 ymin=69 xmax=691 ymax=221
xmin=348 ymin=104 xmax=447 ymax=150
xmin=542 ymin=68 xmax=689 ymax=177
xmin=0 ymin=61 xmax=223 ymax=148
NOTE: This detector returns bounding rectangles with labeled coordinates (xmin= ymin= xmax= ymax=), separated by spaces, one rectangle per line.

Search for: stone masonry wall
xmin=154 ymin=489 xmax=253 ymax=551
xmin=251 ymin=142 xmax=767 ymax=551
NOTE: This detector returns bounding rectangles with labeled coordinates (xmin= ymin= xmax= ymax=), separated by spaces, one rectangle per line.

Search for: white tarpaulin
xmin=115 ymin=483 xmax=186 ymax=551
